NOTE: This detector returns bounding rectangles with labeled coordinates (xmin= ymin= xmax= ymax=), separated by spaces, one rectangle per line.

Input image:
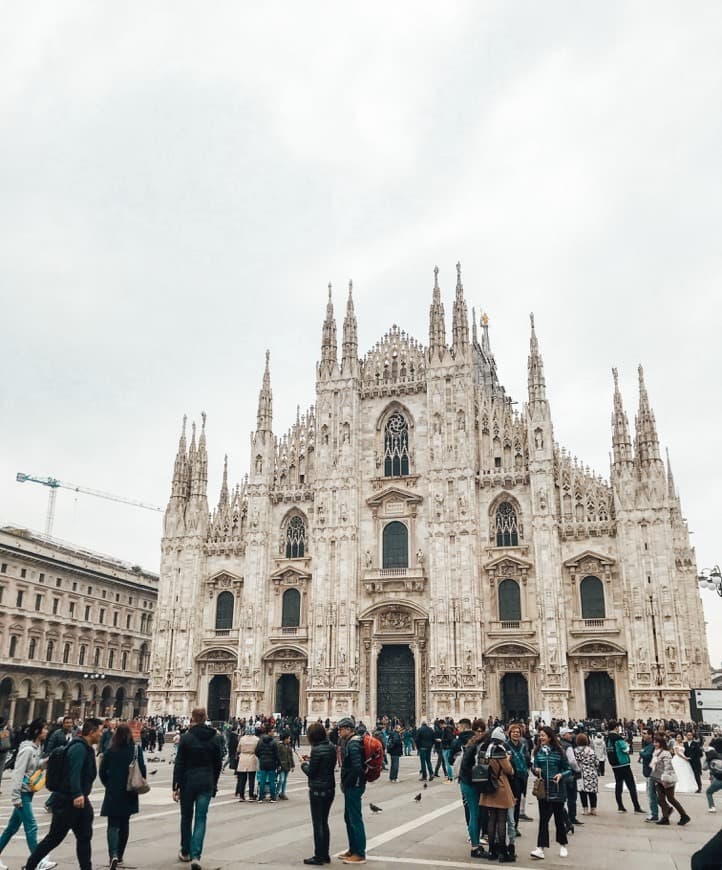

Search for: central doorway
xmin=377 ymin=644 xmax=415 ymax=724
xmin=208 ymin=674 xmax=231 ymax=722
xmin=500 ymin=672 xmax=529 ymax=720
xmin=275 ymin=674 xmax=300 ymax=717
xmin=585 ymin=671 xmax=616 ymax=719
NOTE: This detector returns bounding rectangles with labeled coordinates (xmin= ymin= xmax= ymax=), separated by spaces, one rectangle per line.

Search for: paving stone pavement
xmin=0 ymin=756 xmax=716 ymax=869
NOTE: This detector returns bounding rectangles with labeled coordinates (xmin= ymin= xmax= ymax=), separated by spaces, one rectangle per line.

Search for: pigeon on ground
xmin=414 ymin=793 xmax=422 ymax=802
xmin=369 ymin=803 xmax=383 ymax=813
xmin=423 ymin=782 xmax=427 ymax=789
xmin=149 ymin=770 xmax=158 ymax=775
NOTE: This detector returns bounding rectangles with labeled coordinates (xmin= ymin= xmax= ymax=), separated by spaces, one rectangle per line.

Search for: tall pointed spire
xmin=472 ymin=306 xmax=478 ymax=345
xmin=170 ymin=414 xmax=189 ymax=500
xmin=666 ymin=447 xmax=676 ymax=500
xmin=320 ymin=282 xmax=337 ymax=376
xmin=527 ymin=313 xmax=546 ymax=403
xmin=218 ymin=453 xmax=229 ymax=511
xmin=428 ymin=265 xmax=446 ymax=361
xmin=480 ymin=311 xmax=492 ymax=355
xmin=451 ymin=261 xmax=469 ymax=354
xmin=634 ymin=364 xmax=661 ymax=469
xmin=257 ymin=350 xmax=273 ymax=432
xmin=341 ymin=279 xmax=358 ymax=374
xmin=611 ymin=368 xmax=633 ymax=466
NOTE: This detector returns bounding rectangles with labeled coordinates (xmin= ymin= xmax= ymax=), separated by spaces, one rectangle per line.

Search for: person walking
xmin=173 ymin=707 xmax=223 ymax=870
xmin=387 ymin=725 xmax=403 ymax=783
xmin=24 ymin=717 xmax=103 ymax=870
xmin=573 ymin=733 xmax=599 ymax=816
xmin=45 ymin=718 xmax=73 ymax=756
xmin=703 ymin=736 xmax=722 ymax=812
xmin=530 ymin=726 xmax=573 ymax=861
xmin=0 ymin=717 xmax=13 ymax=795
xmin=235 ymin=728 xmax=259 ymax=801
xmin=301 ymin=721 xmax=337 ymax=866
xmin=0 ymin=719 xmax=56 ymax=870
xmin=254 ymin=725 xmax=281 ymax=802
xmin=651 ymin=733 xmax=690 ymax=826
xmin=479 ymin=727 xmax=516 ymax=863
xmin=639 ymin=730 xmax=659 ymax=822
xmin=99 ymin=723 xmax=147 ymax=870
xmin=338 ymin=718 xmax=366 ymax=865
xmin=606 ymin=720 xmax=644 ymax=814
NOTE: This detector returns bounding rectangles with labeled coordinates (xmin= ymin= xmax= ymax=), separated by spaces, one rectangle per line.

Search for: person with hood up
xmin=0 ymin=719 xmax=56 ymax=870
xmin=478 ymin=726 xmax=516 ymax=863
xmin=173 ymin=707 xmax=223 ymax=870
xmin=605 ymin=720 xmax=644 ymax=814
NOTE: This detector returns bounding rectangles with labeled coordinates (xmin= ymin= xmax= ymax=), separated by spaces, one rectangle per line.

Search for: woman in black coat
xmin=99 ymin=723 xmax=147 ymax=870
xmin=300 ymin=721 xmax=337 ymax=866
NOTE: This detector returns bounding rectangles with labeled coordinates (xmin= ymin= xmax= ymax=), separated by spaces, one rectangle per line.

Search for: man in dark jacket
xmin=638 ymin=730 xmax=659 ymax=822
xmin=684 ymin=731 xmax=703 ymax=792
xmin=415 ymin=721 xmax=435 ymax=782
xmin=338 ymin=718 xmax=366 ymax=865
xmin=387 ymin=725 xmax=403 ymax=783
xmin=173 ymin=707 xmax=223 ymax=870
xmin=45 ymin=717 xmax=74 ymax=755
xmin=26 ymin=717 xmax=103 ymax=870
xmin=301 ymin=721 xmax=337 ymax=865
xmin=254 ymin=724 xmax=281 ymax=801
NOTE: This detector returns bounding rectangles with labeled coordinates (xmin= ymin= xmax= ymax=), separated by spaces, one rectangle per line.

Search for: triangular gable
xmin=563 ymin=550 xmax=615 ymax=569
xmin=366 ymin=486 xmax=423 ymax=508
xmin=484 ymin=554 xmax=534 ymax=572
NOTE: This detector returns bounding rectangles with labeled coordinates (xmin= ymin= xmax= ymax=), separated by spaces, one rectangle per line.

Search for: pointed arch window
xmin=215 ymin=591 xmax=234 ymax=630
xmin=580 ymin=575 xmax=605 ymax=619
xmin=495 ymin=502 xmax=519 ymax=547
xmin=281 ymin=588 xmax=301 ymax=627
xmin=79 ymin=645 xmax=86 ymax=666
xmin=28 ymin=638 xmax=36 ymax=659
xmin=63 ymin=643 xmax=71 ymax=664
xmin=382 ymin=521 xmax=408 ymax=569
xmin=285 ymin=516 xmax=306 ymax=559
xmin=46 ymin=640 xmax=54 ymax=662
xmin=384 ymin=412 xmax=410 ymax=477
xmin=498 ymin=579 xmax=521 ymax=622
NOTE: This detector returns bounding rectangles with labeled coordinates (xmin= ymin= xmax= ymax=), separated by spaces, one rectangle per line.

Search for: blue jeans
xmin=0 ymin=791 xmax=38 ymax=853
xmin=276 ymin=770 xmax=289 ymax=795
xmin=443 ymin=748 xmax=455 ymax=779
xmin=460 ymin=782 xmax=480 ymax=847
xmin=390 ymin=755 xmax=400 ymax=781
xmin=418 ymin=747 xmax=433 ymax=780
xmin=179 ymin=791 xmax=211 ymax=861
xmin=647 ymin=776 xmax=660 ymax=818
xmin=257 ymin=769 xmax=277 ymax=800
xmin=343 ymin=784 xmax=366 ymax=858
xmin=707 ymin=777 xmax=722 ymax=808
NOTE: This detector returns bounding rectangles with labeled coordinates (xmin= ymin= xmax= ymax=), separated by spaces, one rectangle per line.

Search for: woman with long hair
xmin=300 ymin=721 xmax=336 ymax=865
xmin=530 ymin=726 xmax=573 ymax=861
xmin=99 ymin=722 xmax=147 ymax=870
xmin=0 ymin=719 xmax=56 ymax=870
xmin=651 ymin=733 xmax=690 ymax=826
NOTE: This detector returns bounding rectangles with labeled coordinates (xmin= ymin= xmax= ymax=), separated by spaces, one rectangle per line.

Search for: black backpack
xmin=605 ymin=737 xmax=619 ymax=768
xmin=471 ymin=748 xmax=498 ymax=794
xmin=45 ymin=744 xmax=69 ymax=792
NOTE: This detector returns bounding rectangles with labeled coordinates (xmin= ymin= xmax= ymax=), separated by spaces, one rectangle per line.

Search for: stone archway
xmin=263 ymin=648 xmax=307 ymax=720
xmin=196 ymin=648 xmax=237 ymax=719
xmin=585 ymin=672 xmax=616 ymax=719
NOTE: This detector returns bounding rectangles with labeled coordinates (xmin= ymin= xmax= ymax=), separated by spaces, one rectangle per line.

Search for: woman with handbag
xmin=651 ymin=733 xmax=690 ymax=826
xmin=99 ymin=723 xmax=147 ymax=870
xmin=459 ymin=722 xmax=487 ymax=858
xmin=0 ymin=719 xmax=56 ymax=870
xmin=478 ymin=727 xmax=517 ymax=863
xmin=530 ymin=726 xmax=573 ymax=861
xmin=235 ymin=728 xmax=259 ymax=801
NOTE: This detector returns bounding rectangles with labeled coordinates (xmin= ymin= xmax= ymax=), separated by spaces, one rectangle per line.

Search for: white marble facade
xmin=148 ymin=266 xmax=711 ymax=723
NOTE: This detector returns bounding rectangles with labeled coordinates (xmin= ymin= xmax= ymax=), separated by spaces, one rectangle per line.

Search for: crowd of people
xmin=0 ymin=711 xmax=721 ymax=868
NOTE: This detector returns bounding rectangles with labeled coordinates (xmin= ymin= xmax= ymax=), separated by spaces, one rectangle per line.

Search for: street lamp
xmin=83 ymin=673 xmax=106 ymax=680
xmin=698 ymin=566 xmax=722 ymax=597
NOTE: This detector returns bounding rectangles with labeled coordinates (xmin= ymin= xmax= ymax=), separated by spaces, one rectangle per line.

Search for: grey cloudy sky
xmin=2 ymin=3 xmax=722 ymax=660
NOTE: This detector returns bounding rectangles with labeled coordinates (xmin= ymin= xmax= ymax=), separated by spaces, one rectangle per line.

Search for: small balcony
xmin=204 ymin=628 xmax=239 ymax=643
xmin=269 ymin=625 xmax=309 ymax=642
xmin=363 ymin=567 xmax=426 ymax=594
xmin=487 ymin=619 xmax=536 ymax=638
xmin=569 ymin=617 xmax=620 ymax=636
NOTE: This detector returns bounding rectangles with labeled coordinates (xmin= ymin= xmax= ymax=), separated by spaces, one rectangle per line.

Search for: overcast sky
xmin=2 ymin=3 xmax=721 ymax=663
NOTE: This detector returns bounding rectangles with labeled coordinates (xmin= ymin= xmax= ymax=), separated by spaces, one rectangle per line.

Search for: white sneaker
xmin=38 ymin=860 xmax=58 ymax=870
xmin=530 ymin=847 xmax=545 ymax=859
xmin=560 ymin=846 xmax=568 ymax=858
xmin=709 ymin=807 xmax=717 ymax=813
xmin=0 ymin=859 xmax=9 ymax=870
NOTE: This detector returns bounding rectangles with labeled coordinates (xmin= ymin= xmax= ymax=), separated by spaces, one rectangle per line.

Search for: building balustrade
xmin=487 ymin=619 xmax=535 ymax=637
xmin=363 ymin=566 xmax=425 ymax=594
xmin=569 ymin=617 xmax=620 ymax=635
xmin=269 ymin=625 xmax=309 ymax=642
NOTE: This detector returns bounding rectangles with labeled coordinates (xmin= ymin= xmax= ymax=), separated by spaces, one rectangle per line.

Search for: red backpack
xmin=362 ymin=733 xmax=384 ymax=783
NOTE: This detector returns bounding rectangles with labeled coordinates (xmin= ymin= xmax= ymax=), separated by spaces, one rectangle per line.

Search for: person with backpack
xmin=276 ymin=731 xmax=295 ymax=800
xmin=703 ymin=736 xmax=722 ymax=812
xmin=457 ymin=720 xmax=487 ymax=858
xmin=254 ymin=724 xmax=281 ymax=801
xmin=25 ymin=717 xmax=104 ymax=870
xmin=0 ymin=719 xmax=56 ymax=870
xmin=606 ymin=720 xmax=644 ymax=814
xmin=530 ymin=726 xmax=573 ymax=861
xmin=387 ymin=724 xmax=403 ymax=783
xmin=478 ymin=727 xmax=516 ymax=863
xmin=173 ymin=706 xmax=223 ymax=870
xmin=337 ymin=717 xmax=366 ymax=865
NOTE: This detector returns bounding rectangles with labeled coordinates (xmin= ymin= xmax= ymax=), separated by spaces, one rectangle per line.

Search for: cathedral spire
xmin=341 ymin=279 xmax=358 ymax=374
xmin=481 ymin=311 xmax=492 ymax=355
xmin=218 ymin=453 xmax=229 ymax=511
xmin=428 ymin=265 xmax=446 ymax=361
xmin=666 ymin=447 xmax=676 ymax=500
xmin=320 ymin=282 xmax=338 ymax=376
xmin=451 ymin=261 xmax=469 ymax=355
xmin=257 ymin=350 xmax=273 ymax=432
xmin=472 ymin=306 xmax=478 ymax=345
xmin=190 ymin=412 xmax=208 ymax=499
xmin=170 ymin=414 xmax=189 ymax=500
xmin=634 ymin=364 xmax=661 ymax=469
xmin=611 ymin=367 xmax=633 ymax=466
xmin=527 ymin=313 xmax=546 ymax=404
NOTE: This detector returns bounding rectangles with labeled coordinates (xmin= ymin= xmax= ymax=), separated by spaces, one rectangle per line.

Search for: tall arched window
xmin=382 ymin=521 xmax=409 ymax=569
xmin=281 ymin=588 xmax=301 ymax=627
xmin=580 ymin=575 xmax=605 ymax=619
xmin=63 ymin=643 xmax=71 ymax=664
xmin=215 ymin=591 xmax=234 ymax=630
xmin=495 ymin=502 xmax=519 ymax=547
xmin=285 ymin=516 xmax=306 ymax=559
xmin=28 ymin=638 xmax=36 ymax=659
xmin=46 ymin=640 xmax=54 ymax=661
xmin=79 ymin=645 xmax=86 ymax=666
xmin=384 ymin=412 xmax=410 ymax=477
xmin=498 ymin=579 xmax=521 ymax=622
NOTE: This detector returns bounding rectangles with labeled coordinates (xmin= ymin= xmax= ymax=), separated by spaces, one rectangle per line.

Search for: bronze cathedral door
xmin=377 ymin=644 xmax=415 ymax=724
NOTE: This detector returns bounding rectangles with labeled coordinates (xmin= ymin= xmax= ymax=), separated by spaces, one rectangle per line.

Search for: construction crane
xmin=16 ymin=472 xmax=163 ymax=537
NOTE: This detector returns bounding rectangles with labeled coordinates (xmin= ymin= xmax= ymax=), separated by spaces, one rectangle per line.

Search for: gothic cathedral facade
xmin=148 ymin=265 xmax=711 ymax=723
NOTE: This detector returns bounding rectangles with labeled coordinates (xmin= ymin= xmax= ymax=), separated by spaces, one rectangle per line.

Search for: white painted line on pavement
xmin=368 ymin=856 xmax=538 ymax=870
xmin=364 ymin=799 xmax=461 ymax=851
